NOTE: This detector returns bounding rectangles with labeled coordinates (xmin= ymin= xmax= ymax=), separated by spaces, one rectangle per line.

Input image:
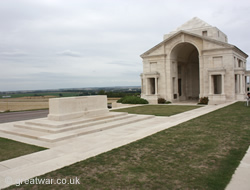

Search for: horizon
xmin=0 ymin=85 xmax=141 ymax=93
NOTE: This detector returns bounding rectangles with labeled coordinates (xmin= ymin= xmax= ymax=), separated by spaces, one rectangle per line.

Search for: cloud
xmin=56 ymin=50 xmax=81 ymax=57
xmin=0 ymin=50 xmax=28 ymax=57
xmin=0 ymin=0 xmax=249 ymax=91
xmin=106 ymin=60 xmax=141 ymax=66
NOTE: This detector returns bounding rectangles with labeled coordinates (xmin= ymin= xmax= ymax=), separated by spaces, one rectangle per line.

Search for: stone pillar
xmin=199 ymin=56 xmax=204 ymax=97
xmin=246 ymin=76 xmax=248 ymax=92
xmin=155 ymin=77 xmax=158 ymax=95
xmin=236 ymin=74 xmax=240 ymax=94
xmin=221 ymin=74 xmax=225 ymax=94
xmin=146 ymin=78 xmax=148 ymax=95
xmin=240 ymin=74 xmax=243 ymax=94
xmin=209 ymin=74 xmax=213 ymax=95
xmin=166 ymin=59 xmax=172 ymax=100
xmin=141 ymin=77 xmax=143 ymax=94
xmin=241 ymin=74 xmax=244 ymax=94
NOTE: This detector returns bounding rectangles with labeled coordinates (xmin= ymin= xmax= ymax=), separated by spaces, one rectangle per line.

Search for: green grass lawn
xmin=0 ymin=138 xmax=47 ymax=162
xmin=111 ymin=104 xmax=201 ymax=116
xmin=5 ymin=102 xmax=250 ymax=190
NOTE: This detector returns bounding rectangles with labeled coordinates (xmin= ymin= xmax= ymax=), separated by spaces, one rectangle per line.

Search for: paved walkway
xmin=0 ymin=102 xmax=249 ymax=189
xmin=226 ymin=146 xmax=250 ymax=190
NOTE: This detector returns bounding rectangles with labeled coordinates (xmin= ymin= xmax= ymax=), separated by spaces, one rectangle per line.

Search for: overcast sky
xmin=1 ymin=0 xmax=250 ymax=91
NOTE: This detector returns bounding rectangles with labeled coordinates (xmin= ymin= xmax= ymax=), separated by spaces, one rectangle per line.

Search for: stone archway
xmin=170 ymin=42 xmax=200 ymax=101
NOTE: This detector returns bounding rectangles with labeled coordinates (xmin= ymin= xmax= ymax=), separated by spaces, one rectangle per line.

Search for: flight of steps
xmin=0 ymin=112 xmax=154 ymax=143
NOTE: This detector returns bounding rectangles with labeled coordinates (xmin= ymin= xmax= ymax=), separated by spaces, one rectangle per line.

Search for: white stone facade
xmin=140 ymin=17 xmax=249 ymax=104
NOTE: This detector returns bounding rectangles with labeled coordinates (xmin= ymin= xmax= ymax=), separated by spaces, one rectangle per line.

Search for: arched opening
xmin=170 ymin=42 xmax=200 ymax=101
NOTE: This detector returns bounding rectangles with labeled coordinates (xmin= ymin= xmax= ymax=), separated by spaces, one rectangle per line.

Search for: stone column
xmin=246 ymin=76 xmax=248 ymax=92
xmin=236 ymin=74 xmax=240 ymax=94
xmin=240 ymin=74 xmax=243 ymax=94
xmin=166 ymin=59 xmax=173 ymax=100
xmin=241 ymin=74 xmax=244 ymax=94
xmin=221 ymin=74 xmax=225 ymax=94
xmin=155 ymin=77 xmax=158 ymax=95
xmin=146 ymin=78 xmax=148 ymax=95
xmin=141 ymin=78 xmax=143 ymax=95
xmin=209 ymin=74 xmax=213 ymax=95
xmin=199 ymin=56 xmax=204 ymax=97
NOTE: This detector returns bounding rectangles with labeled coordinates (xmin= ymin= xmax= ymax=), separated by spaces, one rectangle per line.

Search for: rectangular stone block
xmin=48 ymin=95 xmax=109 ymax=121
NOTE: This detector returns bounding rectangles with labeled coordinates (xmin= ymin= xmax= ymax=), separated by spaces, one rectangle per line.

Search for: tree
xmin=98 ymin=90 xmax=105 ymax=95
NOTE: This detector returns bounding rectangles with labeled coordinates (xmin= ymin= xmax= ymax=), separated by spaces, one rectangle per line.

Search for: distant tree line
xmin=80 ymin=89 xmax=141 ymax=97
xmin=0 ymin=87 xmax=141 ymax=98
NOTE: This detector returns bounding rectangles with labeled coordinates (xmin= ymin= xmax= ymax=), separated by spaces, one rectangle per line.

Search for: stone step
xmin=14 ymin=114 xmax=136 ymax=133
xmin=39 ymin=115 xmax=155 ymax=142
xmin=0 ymin=114 xmax=155 ymax=143
xmin=0 ymin=126 xmax=49 ymax=140
xmin=0 ymin=118 xmax=159 ymax=174
xmin=24 ymin=112 xmax=128 ymax=128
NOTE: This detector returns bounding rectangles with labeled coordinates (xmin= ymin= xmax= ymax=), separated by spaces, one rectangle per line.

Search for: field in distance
xmin=0 ymin=96 xmax=120 ymax=112
xmin=0 ymin=96 xmax=51 ymax=112
xmin=0 ymin=87 xmax=140 ymax=112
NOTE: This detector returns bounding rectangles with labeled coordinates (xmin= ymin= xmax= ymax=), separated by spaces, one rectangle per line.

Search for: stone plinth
xmin=208 ymin=94 xmax=226 ymax=105
xmin=48 ymin=95 xmax=109 ymax=121
xmin=141 ymin=95 xmax=159 ymax=104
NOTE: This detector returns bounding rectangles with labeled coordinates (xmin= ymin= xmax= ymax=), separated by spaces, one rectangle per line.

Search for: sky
xmin=1 ymin=0 xmax=250 ymax=91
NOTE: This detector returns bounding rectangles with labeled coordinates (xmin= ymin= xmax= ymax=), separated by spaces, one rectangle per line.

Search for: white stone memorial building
xmin=140 ymin=17 xmax=249 ymax=104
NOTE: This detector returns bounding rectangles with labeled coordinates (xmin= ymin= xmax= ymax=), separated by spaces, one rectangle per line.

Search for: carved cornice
xmin=142 ymin=72 xmax=160 ymax=78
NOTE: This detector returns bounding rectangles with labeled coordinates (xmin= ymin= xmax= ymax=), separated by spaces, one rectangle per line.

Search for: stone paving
xmin=0 ymin=102 xmax=249 ymax=189
xmin=226 ymin=146 xmax=250 ymax=190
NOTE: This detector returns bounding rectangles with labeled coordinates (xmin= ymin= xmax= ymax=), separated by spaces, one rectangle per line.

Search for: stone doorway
xmin=170 ymin=42 xmax=200 ymax=101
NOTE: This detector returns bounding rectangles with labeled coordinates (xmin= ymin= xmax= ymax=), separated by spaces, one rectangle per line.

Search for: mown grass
xmin=0 ymin=138 xmax=47 ymax=162
xmin=6 ymin=102 xmax=250 ymax=190
xmin=112 ymin=104 xmax=201 ymax=116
